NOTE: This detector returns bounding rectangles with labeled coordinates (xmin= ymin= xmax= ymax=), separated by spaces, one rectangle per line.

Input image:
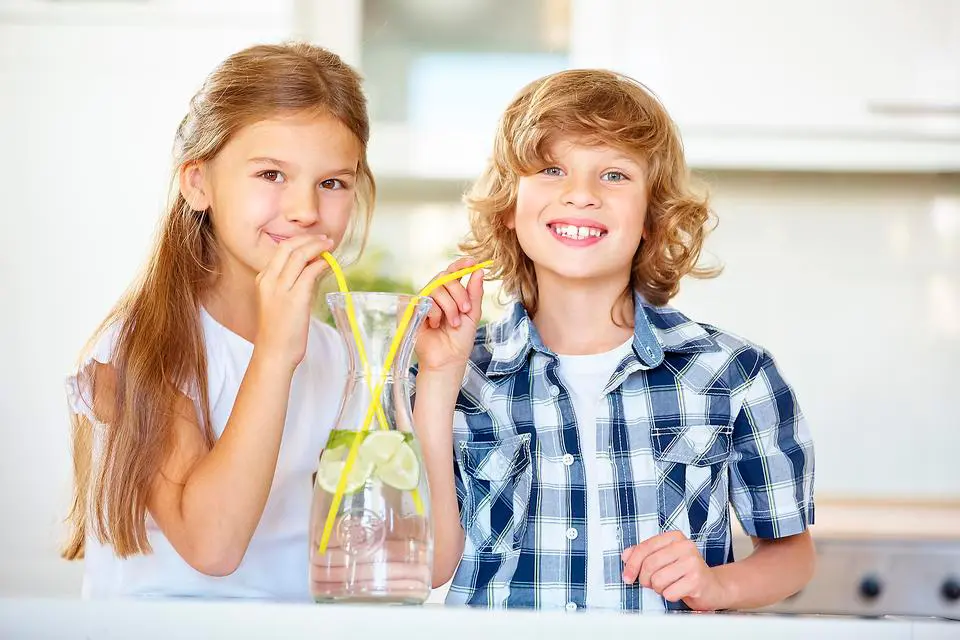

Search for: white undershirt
xmin=557 ymin=338 xmax=665 ymax=611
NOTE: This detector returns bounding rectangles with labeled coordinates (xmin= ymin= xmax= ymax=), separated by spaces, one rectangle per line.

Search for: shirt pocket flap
xmin=651 ymin=424 xmax=733 ymax=467
xmin=459 ymin=434 xmax=532 ymax=482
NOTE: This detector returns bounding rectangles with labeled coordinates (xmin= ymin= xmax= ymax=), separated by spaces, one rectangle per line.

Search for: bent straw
xmin=317 ymin=258 xmax=492 ymax=555
xmin=321 ymin=252 xmax=423 ymax=517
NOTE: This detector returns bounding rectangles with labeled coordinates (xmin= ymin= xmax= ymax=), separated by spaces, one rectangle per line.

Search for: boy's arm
xmin=413 ymin=369 xmax=466 ymax=587
xmin=722 ymin=348 xmax=816 ymax=607
xmin=711 ymin=531 xmax=815 ymax=610
xmin=622 ymin=349 xmax=816 ymax=610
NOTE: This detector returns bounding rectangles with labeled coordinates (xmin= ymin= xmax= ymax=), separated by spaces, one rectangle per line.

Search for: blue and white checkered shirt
xmin=439 ymin=293 xmax=815 ymax=610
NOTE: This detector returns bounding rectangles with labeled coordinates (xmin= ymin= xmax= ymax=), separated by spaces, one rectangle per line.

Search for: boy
xmin=412 ymin=69 xmax=815 ymax=611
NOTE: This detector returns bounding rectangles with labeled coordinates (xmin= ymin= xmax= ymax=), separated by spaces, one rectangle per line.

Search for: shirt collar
xmin=486 ymin=291 xmax=720 ymax=378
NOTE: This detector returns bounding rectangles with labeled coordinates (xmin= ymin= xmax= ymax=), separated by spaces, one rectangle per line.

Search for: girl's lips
xmin=266 ymin=233 xmax=289 ymax=243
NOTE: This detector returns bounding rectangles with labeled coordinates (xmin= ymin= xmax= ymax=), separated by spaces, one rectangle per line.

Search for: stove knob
xmin=942 ymin=578 xmax=960 ymax=603
xmin=859 ymin=575 xmax=882 ymax=600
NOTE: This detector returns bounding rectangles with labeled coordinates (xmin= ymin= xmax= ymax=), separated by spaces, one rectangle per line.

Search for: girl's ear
xmin=179 ymin=161 xmax=211 ymax=212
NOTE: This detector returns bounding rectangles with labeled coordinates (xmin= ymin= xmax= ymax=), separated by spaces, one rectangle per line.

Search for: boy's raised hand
xmin=414 ymin=257 xmax=485 ymax=375
xmin=621 ymin=530 xmax=731 ymax=611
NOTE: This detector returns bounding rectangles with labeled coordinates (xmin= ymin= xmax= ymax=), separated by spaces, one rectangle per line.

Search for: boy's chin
xmin=538 ymin=261 xmax=624 ymax=284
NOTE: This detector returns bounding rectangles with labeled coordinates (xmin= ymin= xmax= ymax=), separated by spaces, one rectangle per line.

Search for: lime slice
xmin=375 ymin=441 xmax=420 ymax=491
xmin=358 ymin=431 xmax=405 ymax=466
xmin=315 ymin=446 xmax=373 ymax=494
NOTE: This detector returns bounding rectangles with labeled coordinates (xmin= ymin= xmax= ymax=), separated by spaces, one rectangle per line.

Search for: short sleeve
xmin=65 ymin=323 xmax=122 ymax=424
xmin=728 ymin=350 xmax=815 ymax=539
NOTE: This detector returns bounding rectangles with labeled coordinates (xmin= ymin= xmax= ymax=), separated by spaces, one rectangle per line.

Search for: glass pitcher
xmin=309 ymin=292 xmax=434 ymax=604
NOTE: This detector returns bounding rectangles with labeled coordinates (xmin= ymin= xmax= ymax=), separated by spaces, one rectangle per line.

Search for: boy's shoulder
xmin=642 ymin=302 xmax=775 ymax=393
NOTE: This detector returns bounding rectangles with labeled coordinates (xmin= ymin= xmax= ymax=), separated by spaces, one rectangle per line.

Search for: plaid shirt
xmin=440 ymin=293 xmax=815 ymax=610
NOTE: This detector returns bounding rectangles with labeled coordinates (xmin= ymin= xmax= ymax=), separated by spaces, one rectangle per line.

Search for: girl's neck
xmin=531 ymin=271 xmax=635 ymax=356
xmin=202 ymin=256 xmax=260 ymax=343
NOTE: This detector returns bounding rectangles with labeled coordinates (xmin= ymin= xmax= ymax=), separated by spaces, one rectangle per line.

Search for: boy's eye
xmin=602 ymin=171 xmax=628 ymax=182
xmin=320 ymin=178 xmax=347 ymax=190
xmin=259 ymin=170 xmax=285 ymax=183
xmin=540 ymin=166 xmax=564 ymax=177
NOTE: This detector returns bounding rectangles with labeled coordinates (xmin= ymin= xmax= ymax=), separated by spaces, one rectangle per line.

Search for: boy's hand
xmin=414 ymin=257 xmax=485 ymax=376
xmin=621 ymin=530 xmax=731 ymax=611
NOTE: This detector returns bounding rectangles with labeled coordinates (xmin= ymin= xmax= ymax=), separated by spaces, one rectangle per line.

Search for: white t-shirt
xmin=556 ymin=339 xmax=665 ymax=612
xmin=65 ymin=307 xmax=347 ymax=600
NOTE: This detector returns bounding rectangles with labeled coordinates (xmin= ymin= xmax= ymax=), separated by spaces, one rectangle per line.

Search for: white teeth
xmin=552 ymin=224 xmax=604 ymax=240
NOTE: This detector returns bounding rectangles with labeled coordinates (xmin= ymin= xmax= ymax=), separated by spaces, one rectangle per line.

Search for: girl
xmin=63 ymin=42 xmax=375 ymax=600
xmin=413 ymin=69 xmax=816 ymax=611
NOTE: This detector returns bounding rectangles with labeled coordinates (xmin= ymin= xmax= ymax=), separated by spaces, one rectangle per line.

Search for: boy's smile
xmin=547 ymin=217 xmax=609 ymax=246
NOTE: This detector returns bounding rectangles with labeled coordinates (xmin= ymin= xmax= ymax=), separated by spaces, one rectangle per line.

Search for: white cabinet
xmin=570 ymin=0 xmax=960 ymax=171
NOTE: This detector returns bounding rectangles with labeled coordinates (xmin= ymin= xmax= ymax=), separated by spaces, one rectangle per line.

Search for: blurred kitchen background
xmin=1 ymin=0 xmax=959 ymax=618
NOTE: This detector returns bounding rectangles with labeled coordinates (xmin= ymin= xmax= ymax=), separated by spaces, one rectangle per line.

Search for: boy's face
xmin=511 ymin=138 xmax=647 ymax=287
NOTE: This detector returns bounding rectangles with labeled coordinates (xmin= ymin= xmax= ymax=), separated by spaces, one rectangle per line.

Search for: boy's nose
xmin=562 ymin=178 xmax=600 ymax=209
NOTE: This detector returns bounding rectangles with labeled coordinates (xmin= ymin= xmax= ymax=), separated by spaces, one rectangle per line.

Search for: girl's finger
xmin=277 ymin=236 xmax=332 ymax=291
xmin=258 ymin=234 xmax=316 ymax=288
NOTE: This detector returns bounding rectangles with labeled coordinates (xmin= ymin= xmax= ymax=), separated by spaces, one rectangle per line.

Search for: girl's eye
xmin=602 ymin=171 xmax=628 ymax=182
xmin=320 ymin=178 xmax=347 ymax=190
xmin=541 ymin=166 xmax=564 ymax=177
xmin=259 ymin=170 xmax=285 ymax=183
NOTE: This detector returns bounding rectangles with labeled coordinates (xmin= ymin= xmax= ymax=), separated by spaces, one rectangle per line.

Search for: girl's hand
xmin=253 ymin=235 xmax=334 ymax=371
xmin=414 ymin=257 xmax=485 ymax=376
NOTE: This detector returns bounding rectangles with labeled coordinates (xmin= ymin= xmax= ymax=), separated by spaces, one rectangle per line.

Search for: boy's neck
xmin=531 ymin=272 xmax=635 ymax=356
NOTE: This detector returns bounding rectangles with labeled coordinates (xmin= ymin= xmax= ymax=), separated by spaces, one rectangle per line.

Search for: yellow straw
xmin=321 ymin=253 xmax=392 ymax=434
xmin=317 ymin=256 xmax=492 ymax=555
xmin=321 ymin=252 xmax=418 ymax=514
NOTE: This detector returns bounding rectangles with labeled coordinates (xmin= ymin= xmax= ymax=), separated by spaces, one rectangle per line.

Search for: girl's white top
xmin=65 ymin=308 xmax=347 ymax=600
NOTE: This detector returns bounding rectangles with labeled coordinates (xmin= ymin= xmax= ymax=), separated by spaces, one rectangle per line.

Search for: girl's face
xmin=181 ymin=110 xmax=362 ymax=279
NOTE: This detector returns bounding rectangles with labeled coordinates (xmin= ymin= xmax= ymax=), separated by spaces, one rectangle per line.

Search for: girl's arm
xmin=94 ymin=236 xmax=333 ymax=576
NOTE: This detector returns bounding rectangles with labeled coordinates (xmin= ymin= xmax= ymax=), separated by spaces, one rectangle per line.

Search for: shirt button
xmin=565 ymin=602 xmax=578 ymax=612
xmin=565 ymin=527 xmax=579 ymax=540
xmin=645 ymin=346 xmax=655 ymax=357
xmin=549 ymin=385 xmax=560 ymax=397
xmin=562 ymin=453 xmax=574 ymax=466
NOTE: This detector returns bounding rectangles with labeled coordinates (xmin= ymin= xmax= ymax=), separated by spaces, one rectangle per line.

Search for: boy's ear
xmin=179 ymin=161 xmax=211 ymax=212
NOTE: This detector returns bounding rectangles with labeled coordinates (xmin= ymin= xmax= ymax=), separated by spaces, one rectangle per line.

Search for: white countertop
xmin=0 ymin=597 xmax=956 ymax=640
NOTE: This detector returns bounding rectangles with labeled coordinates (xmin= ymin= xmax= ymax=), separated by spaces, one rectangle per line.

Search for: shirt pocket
xmin=651 ymin=424 xmax=733 ymax=467
xmin=458 ymin=433 xmax=533 ymax=555
xmin=651 ymin=424 xmax=733 ymax=543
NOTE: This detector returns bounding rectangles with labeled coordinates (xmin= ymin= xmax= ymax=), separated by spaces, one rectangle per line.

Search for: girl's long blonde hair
xmin=62 ymin=42 xmax=375 ymax=560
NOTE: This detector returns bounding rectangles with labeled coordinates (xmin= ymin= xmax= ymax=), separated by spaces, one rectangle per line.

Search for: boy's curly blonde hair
xmin=461 ymin=69 xmax=719 ymax=314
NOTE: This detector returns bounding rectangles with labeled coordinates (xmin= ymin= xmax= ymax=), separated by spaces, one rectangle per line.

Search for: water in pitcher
xmin=309 ymin=293 xmax=434 ymax=604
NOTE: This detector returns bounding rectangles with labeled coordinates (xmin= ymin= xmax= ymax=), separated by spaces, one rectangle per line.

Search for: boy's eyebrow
xmin=610 ymin=154 xmax=645 ymax=167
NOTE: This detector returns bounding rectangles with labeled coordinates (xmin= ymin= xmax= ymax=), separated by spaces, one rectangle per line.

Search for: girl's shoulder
xmin=65 ymin=320 xmax=123 ymax=424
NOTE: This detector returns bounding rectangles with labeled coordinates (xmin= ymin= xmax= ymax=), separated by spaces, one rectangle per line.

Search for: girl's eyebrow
xmin=248 ymin=156 xmax=292 ymax=168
